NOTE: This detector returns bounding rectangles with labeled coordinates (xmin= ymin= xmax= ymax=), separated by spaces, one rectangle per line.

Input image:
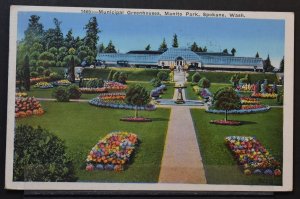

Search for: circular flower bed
xmin=206 ymin=105 xmax=270 ymax=114
xmin=86 ymin=131 xmax=139 ymax=172
xmin=120 ymin=117 xmax=152 ymax=122
xmin=34 ymin=81 xmax=53 ymax=89
xmin=15 ymin=97 xmax=44 ymax=118
xmin=225 ymin=136 xmax=281 ymax=176
xmin=104 ymin=81 xmax=128 ymax=92
xmin=251 ymin=92 xmax=277 ymax=99
xmin=79 ymin=87 xmax=107 ymax=94
xmin=52 ymin=79 xmax=71 ymax=86
xmin=210 ymin=120 xmax=241 ymax=125
xmin=241 ymin=97 xmax=260 ymax=104
xmin=89 ymin=97 xmax=156 ymax=111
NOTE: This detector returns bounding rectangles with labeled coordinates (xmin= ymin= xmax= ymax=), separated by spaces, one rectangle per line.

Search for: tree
xmin=145 ymin=44 xmax=151 ymax=51
xmin=98 ymin=43 xmax=105 ymax=53
xmin=125 ymin=84 xmax=151 ymax=118
xmin=63 ymin=48 xmax=81 ymax=83
xmin=172 ymin=34 xmax=179 ymax=48
xmin=231 ymin=48 xmax=236 ymax=56
xmin=43 ymin=18 xmax=64 ymax=50
xmin=24 ymin=15 xmax=44 ymax=48
xmin=104 ymin=40 xmax=117 ymax=53
xmin=255 ymin=52 xmax=260 ymax=58
xmin=213 ymin=87 xmax=241 ymax=121
xmin=279 ymin=56 xmax=284 ymax=72
xmin=198 ymin=77 xmax=211 ymax=88
xmin=37 ymin=51 xmax=56 ymax=68
xmin=64 ymin=29 xmax=75 ymax=49
xmin=191 ymin=42 xmax=199 ymax=52
xmin=263 ymin=54 xmax=275 ymax=72
xmin=159 ymin=38 xmax=168 ymax=51
xmin=84 ymin=17 xmax=100 ymax=56
xmin=23 ymin=55 xmax=31 ymax=91
xmin=202 ymin=46 xmax=207 ymax=52
xmin=13 ymin=125 xmax=77 ymax=182
xmin=151 ymin=77 xmax=162 ymax=87
xmin=223 ymin=49 xmax=228 ymax=54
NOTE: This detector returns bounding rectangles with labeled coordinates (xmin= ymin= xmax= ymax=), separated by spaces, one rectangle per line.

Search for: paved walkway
xmin=159 ymin=71 xmax=207 ymax=184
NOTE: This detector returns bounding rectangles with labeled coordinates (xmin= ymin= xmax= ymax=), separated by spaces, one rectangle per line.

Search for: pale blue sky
xmin=17 ymin=12 xmax=285 ymax=68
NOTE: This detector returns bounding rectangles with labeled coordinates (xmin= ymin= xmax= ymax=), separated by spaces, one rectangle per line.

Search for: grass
xmin=187 ymin=71 xmax=278 ymax=84
xmin=16 ymin=101 xmax=171 ymax=182
xmin=82 ymin=68 xmax=167 ymax=81
xmin=190 ymin=108 xmax=283 ymax=185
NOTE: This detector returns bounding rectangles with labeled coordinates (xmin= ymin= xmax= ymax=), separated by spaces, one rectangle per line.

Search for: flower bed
xmin=52 ymin=79 xmax=71 ymax=86
xmin=120 ymin=117 xmax=152 ymax=122
xmin=79 ymin=87 xmax=107 ymax=94
xmin=30 ymin=77 xmax=51 ymax=85
xmin=225 ymin=136 xmax=281 ymax=176
xmin=210 ymin=120 xmax=241 ymax=125
xmin=104 ymin=81 xmax=128 ymax=92
xmin=15 ymin=97 xmax=44 ymax=118
xmin=241 ymin=97 xmax=260 ymax=105
xmin=89 ymin=97 xmax=156 ymax=111
xmin=33 ymin=81 xmax=53 ymax=89
xmin=206 ymin=106 xmax=270 ymax=114
xmin=99 ymin=93 xmax=126 ymax=100
xmin=15 ymin=92 xmax=28 ymax=97
xmin=86 ymin=131 xmax=139 ymax=171
xmin=251 ymin=93 xmax=277 ymax=99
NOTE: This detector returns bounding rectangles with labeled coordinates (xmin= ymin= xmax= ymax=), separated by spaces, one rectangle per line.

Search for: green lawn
xmin=16 ymin=101 xmax=171 ymax=182
xmin=190 ymin=108 xmax=283 ymax=185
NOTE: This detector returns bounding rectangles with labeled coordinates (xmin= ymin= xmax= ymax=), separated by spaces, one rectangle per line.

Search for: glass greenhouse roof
xmin=97 ymin=48 xmax=263 ymax=67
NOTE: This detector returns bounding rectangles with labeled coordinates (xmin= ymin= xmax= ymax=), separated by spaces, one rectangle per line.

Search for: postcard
xmin=5 ymin=5 xmax=294 ymax=191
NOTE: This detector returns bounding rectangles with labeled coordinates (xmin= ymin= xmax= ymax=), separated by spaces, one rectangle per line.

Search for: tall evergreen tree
xmin=231 ymin=48 xmax=236 ymax=56
xmin=23 ymin=55 xmax=31 ymax=91
xmin=64 ymin=29 xmax=75 ymax=49
xmin=255 ymin=52 xmax=260 ymax=58
xmin=172 ymin=34 xmax=179 ymax=48
xmin=279 ymin=56 xmax=284 ymax=72
xmin=158 ymin=38 xmax=168 ymax=51
xmin=43 ymin=18 xmax=64 ymax=50
xmin=263 ymin=54 xmax=275 ymax=72
xmin=98 ymin=43 xmax=105 ymax=53
xmin=145 ymin=44 xmax=151 ymax=51
xmin=63 ymin=48 xmax=80 ymax=83
xmin=24 ymin=15 xmax=44 ymax=48
xmin=84 ymin=17 xmax=100 ymax=56
xmin=104 ymin=40 xmax=117 ymax=53
xmin=190 ymin=42 xmax=199 ymax=52
xmin=202 ymin=46 xmax=207 ymax=52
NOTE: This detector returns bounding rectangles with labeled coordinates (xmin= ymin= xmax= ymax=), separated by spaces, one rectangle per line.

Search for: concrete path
xmin=159 ymin=70 xmax=207 ymax=184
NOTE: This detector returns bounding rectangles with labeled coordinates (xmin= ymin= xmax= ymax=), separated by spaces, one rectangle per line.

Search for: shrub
xmin=36 ymin=66 xmax=45 ymax=75
xmin=112 ymin=71 xmax=120 ymax=82
xmin=13 ymin=125 xmax=77 ymax=182
xmin=68 ymin=85 xmax=82 ymax=99
xmin=198 ymin=77 xmax=211 ymax=88
xmin=86 ymin=79 xmax=104 ymax=88
xmin=151 ymin=77 xmax=162 ymax=87
xmin=230 ymin=73 xmax=240 ymax=87
xmin=118 ymin=72 xmax=128 ymax=84
xmin=52 ymin=86 xmax=70 ymax=102
xmin=30 ymin=71 xmax=39 ymax=78
xmin=44 ymin=69 xmax=51 ymax=77
xmin=49 ymin=72 xmax=63 ymax=81
xmin=239 ymin=74 xmax=250 ymax=85
xmin=157 ymin=71 xmax=169 ymax=81
xmin=107 ymin=70 xmax=114 ymax=81
xmin=277 ymin=90 xmax=284 ymax=105
xmin=192 ymin=72 xmax=201 ymax=83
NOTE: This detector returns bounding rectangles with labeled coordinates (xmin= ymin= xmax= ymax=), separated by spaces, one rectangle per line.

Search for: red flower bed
xmin=240 ymin=97 xmax=260 ymax=105
xmin=15 ymin=97 xmax=44 ymax=118
xmin=30 ymin=77 xmax=51 ymax=85
xmin=210 ymin=120 xmax=241 ymax=125
xmin=104 ymin=81 xmax=128 ymax=92
xmin=120 ymin=117 xmax=152 ymax=122
xmin=79 ymin=87 xmax=108 ymax=93
xmin=241 ymin=105 xmax=265 ymax=110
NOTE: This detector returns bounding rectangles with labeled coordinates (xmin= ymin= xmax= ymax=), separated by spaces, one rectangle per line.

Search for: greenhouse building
xmin=97 ymin=48 xmax=264 ymax=72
